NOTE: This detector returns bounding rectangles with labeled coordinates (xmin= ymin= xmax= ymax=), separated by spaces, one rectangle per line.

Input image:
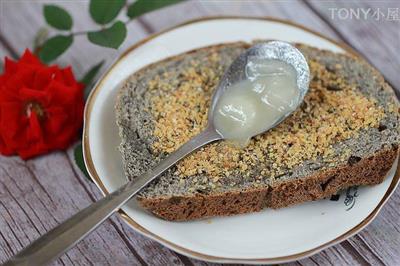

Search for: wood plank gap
xmin=63 ymin=152 xmax=98 ymax=202
xmin=136 ymin=17 xmax=155 ymax=33
xmin=301 ymin=0 xmax=348 ymax=44
xmin=64 ymin=151 xmax=191 ymax=265
xmin=301 ymin=0 xmax=400 ymax=99
xmin=309 ymin=256 xmax=320 ymax=265
xmin=0 ymin=201 xmax=27 ymax=249
xmin=3 ymin=188 xmax=43 ymax=236
xmin=107 ymin=219 xmax=148 ymax=266
xmin=58 ymin=256 xmax=68 ymax=266
xmin=352 ymin=235 xmax=386 ymax=266
xmin=0 ymin=170 xmax=45 ymax=244
xmin=63 ymin=152 xmax=149 ymax=266
xmin=24 ymin=198 xmax=58 ymax=232
xmin=0 ymin=171 xmax=76 ymax=265
xmin=173 ymin=251 xmax=195 ymax=266
xmin=5 ymin=160 xmax=108 ymax=265
xmin=0 ymin=230 xmax=14 ymax=262
xmin=21 ymin=186 xmax=121 ymax=264
xmin=0 ymin=202 xmax=27 ymax=250
xmin=23 ymin=184 xmax=60 ymax=225
xmin=60 ymin=252 xmax=75 ymax=266
xmin=70 ymin=246 xmax=95 ymax=266
xmin=23 ymin=162 xmax=57 ymax=206
xmin=334 ymin=240 xmax=369 ymax=265
xmin=339 ymin=241 xmax=371 ymax=265
xmin=0 ymin=34 xmax=18 ymax=59
xmin=0 ymin=168 xmax=74 ymax=265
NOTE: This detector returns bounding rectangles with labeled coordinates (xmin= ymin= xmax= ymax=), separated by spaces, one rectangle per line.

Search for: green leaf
xmin=43 ymin=5 xmax=73 ymax=30
xmin=74 ymin=143 xmax=91 ymax=180
xmin=39 ymin=35 xmax=73 ymax=63
xmin=80 ymin=61 xmax=105 ymax=98
xmin=89 ymin=0 xmax=126 ymax=25
xmin=87 ymin=21 xmax=126 ymax=49
xmin=33 ymin=27 xmax=49 ymax=54
xmin=127 ymin=0 xmax=185 ymax=19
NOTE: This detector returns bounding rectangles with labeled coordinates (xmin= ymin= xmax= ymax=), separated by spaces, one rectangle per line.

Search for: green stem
xmin=44 ymin=0 xmax=137 ymax=38
xmin=69 ymin=18 xmax=133 ymax=37
xmin=71 ymin=30 xmax=88 ymax=36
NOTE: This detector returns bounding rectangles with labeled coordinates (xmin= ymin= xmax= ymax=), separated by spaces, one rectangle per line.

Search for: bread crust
xmin=138 ymin=145 xmax=399 ymax=221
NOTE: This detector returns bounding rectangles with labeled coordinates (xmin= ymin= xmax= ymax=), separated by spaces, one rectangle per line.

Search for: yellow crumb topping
xmin=149 ymin=53 xmax=385 ymax=180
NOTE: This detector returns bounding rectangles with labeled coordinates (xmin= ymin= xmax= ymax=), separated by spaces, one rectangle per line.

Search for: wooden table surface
xmin=0 ymin=0 xmax=399 ymax=265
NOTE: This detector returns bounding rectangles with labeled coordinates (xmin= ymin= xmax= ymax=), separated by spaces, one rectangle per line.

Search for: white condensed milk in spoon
xmin=213 ymin=58 xmax=301 ymax=147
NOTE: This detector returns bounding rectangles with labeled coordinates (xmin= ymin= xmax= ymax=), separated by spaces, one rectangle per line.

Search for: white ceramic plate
xmin=83 ymin=17 xmax=400 ymax=264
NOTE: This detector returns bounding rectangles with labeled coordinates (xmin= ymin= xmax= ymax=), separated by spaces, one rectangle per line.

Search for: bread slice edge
xmin=115 ymin=41 xmax=400 ymax=221
xmin=138 ymin=145 xmax=399 ymax=221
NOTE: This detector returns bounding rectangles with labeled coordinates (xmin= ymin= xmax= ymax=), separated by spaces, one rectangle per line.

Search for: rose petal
xmin=16 ymin=67 xmax=38 ymax=89
xmin=3 ymin=57 xmax=18 ymax=75
xmin=0 ymin=49 xmax=83 ymax=159
xmin=19 ymin=86 xmax=48 ymax=103
xmin=18 ymin=143 xmax=48 ymax=160
xmin=33 ymin=66 xmax=58 ymax=91
xmin=47 ymin=80 xmax=79 ymax=105
xmin=45 ymin=107 xmax=68 ymax=134
xmin=26 ymin=111 xmax=43 ymax=143
xmin=20 ymin=49 xmax=42 ymax=66
xmin=0 ymin=102 xmax=29 ymax=151
xmin=60 ymin=66 xmax=75 ymax=86
xmin=0 ymin=136 xmax=15 ymax=155
xmin=1 ymin=74 xmax=25 ymax=101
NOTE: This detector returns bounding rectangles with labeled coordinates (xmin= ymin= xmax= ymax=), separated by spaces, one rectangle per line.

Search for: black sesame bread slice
xmin=116 ymin=42 xmax=400 ymax=221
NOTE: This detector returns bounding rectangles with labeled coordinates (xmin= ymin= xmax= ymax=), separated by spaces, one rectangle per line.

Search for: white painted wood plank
xmin=0 ymin=153 xmax=143 ymax=265
xmin=0 ymin=148 xmax=189 ymax=265
xmin=307 ymin=0 xmax=400 ymax=94
xmin=0 ymin=0 xmax=148 ymax=77
xmin=346 ymin=190 xmax=400 ymax=265
xmin=65 ymin=146 xmax=190 ymax=266
xmin=139 ymin=0 xmax=340 ymax=40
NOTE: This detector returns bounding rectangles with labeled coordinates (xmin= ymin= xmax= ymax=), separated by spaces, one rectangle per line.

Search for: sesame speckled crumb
xmin=149 ymin=54 xmax=385 ymax=184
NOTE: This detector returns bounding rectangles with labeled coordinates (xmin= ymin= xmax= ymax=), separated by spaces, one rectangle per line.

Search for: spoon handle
xmin=3 ymin=126 xmax=221 ymax=266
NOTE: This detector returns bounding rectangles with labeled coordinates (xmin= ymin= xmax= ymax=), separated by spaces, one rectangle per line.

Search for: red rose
xmin=0 ymin=49 xmax=84 ymax=159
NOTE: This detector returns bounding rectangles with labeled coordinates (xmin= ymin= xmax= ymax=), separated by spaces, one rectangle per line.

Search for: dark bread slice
xmin=139 ymin=147 xmax=397 ymax=220
xmin=116 ymin=42 xmax=400 ymax=221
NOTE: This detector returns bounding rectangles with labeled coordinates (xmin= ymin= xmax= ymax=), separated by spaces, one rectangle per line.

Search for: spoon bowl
xmin=209 ymin=41 xmax=310 ymax=141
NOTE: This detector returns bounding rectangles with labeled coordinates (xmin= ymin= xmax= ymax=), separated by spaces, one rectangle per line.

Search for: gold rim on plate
xmin=82 ymin=16 xmax=400 ymax=264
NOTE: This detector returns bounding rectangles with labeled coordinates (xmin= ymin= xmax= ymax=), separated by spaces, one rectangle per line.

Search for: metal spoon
xmin=3 ymin=41 xmax=309 ymax=266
